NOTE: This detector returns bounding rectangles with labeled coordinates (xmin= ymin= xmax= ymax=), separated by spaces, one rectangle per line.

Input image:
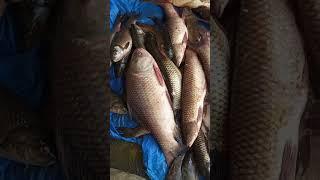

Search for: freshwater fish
xmin=130 ymin=24 xmax=145 ymax=49
xmin=210 ymin=15 xmax=230 ymax=179
xmin=145 ymin=32 xmax=182 ymax=117
xmin=229 ymin=0 xmax=309 ymax=179
xmin=192 ymin=6 xmax=210 ymax=21
xmin=181 ymin=49 xmax=207 ymax=147
xmin=111 ymin=14 xmax=137 ymax=63
xmin=125 ymin=48 xmax=185 ymax=165
xmin=49 ymin=0 xmax=108 ymax=179
xmin=295 ymin=0 xmax=320 ymax=98
xmin=161 ymin=3 xmax=188 ymax=67
xmin=192 ymin=129 xmax=210 ymax=177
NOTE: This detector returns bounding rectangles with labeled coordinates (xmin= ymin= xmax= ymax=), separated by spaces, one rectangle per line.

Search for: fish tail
xmin=211 ymin=149 xmax=228 ymax=180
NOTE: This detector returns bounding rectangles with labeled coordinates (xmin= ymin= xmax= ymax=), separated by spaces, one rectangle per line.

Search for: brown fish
xmin=181 ymin=49 xmax=207 ymax=147
xmin=111 ymin=15 xmax=136 ymax=63
xmin=188 ymin=29 xmax=210 ymax=87
xmin=192 ymin=129 xmax=210 ymax=177
xmin=229 ymin=0 xmax=308 ymax=179
xmin=49 ymin=0 xmax=108 ymax=179
xmin=295 ymin=0 xmax=320 ymax=98
xmin=125 ymin=48 xmax=184 ymax=165
xmin=210 ymin=15 xmax=230 ymax=179
xmin=145 ymin=32 xmax=182 ymax=117
xmin=161 ymin=3 xmax=188 ymax=67
xmin=130 ymin=24 xmax=146 ymax=49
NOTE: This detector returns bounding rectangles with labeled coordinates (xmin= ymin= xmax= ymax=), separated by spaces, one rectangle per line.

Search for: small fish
xmin=181 ymin=49 xmax=207 ymax=147
xmin=125 ymin=48 xmax=185 ymax=165
xmin=130 ymin=24 xmax=146 ymax=49
xmin=145 ymin=32 xmax=182 ymax=118
xmin=160 ymin=3 xmax=188 ymax=67
xmin=111 ymin=14 xmax=138 ymax=63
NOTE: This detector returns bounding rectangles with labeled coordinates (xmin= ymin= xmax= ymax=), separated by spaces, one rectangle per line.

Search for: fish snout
xmin=111 ymin=46 xmax=124 ymax=62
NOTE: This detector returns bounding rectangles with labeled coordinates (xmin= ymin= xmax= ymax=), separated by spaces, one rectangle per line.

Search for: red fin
xmin=153 ymin=63 xmax=165 ymax=87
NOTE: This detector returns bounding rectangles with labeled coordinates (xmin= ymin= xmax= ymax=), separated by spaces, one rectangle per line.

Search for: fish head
xmin=129 ymin=48 xmax=154 ymax=73
xmin=111 ymin=45 xmax=125 ymax=62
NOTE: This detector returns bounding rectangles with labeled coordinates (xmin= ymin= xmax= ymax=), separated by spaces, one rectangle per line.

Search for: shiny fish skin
xmin=210 ymin=16 xmax=230 ymax=155
xmin=130 ymin=24 xmax=146 ymax=49
xmin=126 ymin=48 xmax=183 ymax=166
xmin=181 ymin=49 xmax=207 ymax=148
xmin=192 ymin=130 xmax=210 ymax=177
xmin=145 ymin=33 xmax=182 ymax=116
xmin=229 ymin=0 xmax=308 ymax=179
xmin=161 ymin=3 xmax=188 ymax=67
xmin=295 ymin=0 xmax=320 ymax=98
xmin=49 ymin=0 xmax=108 ymax=179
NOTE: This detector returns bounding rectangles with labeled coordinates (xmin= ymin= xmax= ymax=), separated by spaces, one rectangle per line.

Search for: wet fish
xmin=229 ymin=0 xmax=308 ymax=179
xmin=182 ymin=151 xmax=199 ymax=180
xmin=50 ymin=0 xmax=108 ymax=179
xmin=110 ymin=14 xmax=136 ymax=63
xmin=212 ymin=0 xmax=229 ymax=17
xmin=145 ymin=32 xmax=182 ymax=117
xmin=295 ymin=0 xmax=320 ymax=98
xmin=188 ymin=28 xmax=210 ymax=87
xmin=192 ymin=129 xmax=210 ymax=177
xmin=210 ymin=15 xmax=230 ymax=179
xmin=125 ymin=48 xmax=184 ymax=165
xmin=181 ymin=49 xmax=207 ymax=147
xmin=161 ymin=3 xmax=188 ymax=67
xmin=130 ymin=24 xmax=145 ymax=49
xmin=152 ymin=0 xmax=209 ymax=8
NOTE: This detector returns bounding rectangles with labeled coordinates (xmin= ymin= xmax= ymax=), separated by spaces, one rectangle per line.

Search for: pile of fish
xmin=110 ymin=2 xmax=210 ymax=179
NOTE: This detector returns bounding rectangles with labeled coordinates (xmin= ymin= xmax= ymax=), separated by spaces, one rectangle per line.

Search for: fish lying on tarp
xmin=49 ymin=0 xmax=108 ymax=179
xmin=123 ymin=48 xmax=185 ymax=166
xmin=229 ymin=0 xmax=308 ymax=179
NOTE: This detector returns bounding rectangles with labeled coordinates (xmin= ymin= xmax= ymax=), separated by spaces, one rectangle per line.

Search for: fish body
xmin=181 ymin=49 xmax=207 ymax=147
xmin=126 ymin=48 xmax=183 ymax=165
xmin=50 ymin=0 xmax=108 ymax=179
xmin=295 ymin=0 xmax=320 ymax=98
xmin=188 ymin=29 xmax=210 ymax=88
xmin=161 ymin=3 xmax=188 ymax=67
xmin=229 ymin=0 xmax=308 ymax=179
xmin=210 ymin=15 xmax=230 ymax=155
xmin=130 ymin=24 xmax=146 ymax=49
xmin=145 ymin=33 xmax=182 ymax=116
xmin=192 ymin=6 xmax=210 ymax=21
xmin=192 ymin=130 xmax=210 ymax=177
xmin=182 ymin=151 xmax=199 ymax=180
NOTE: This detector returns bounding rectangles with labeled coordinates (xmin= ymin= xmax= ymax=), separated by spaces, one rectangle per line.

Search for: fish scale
xmin=210 ymin=15 xmax=230 ymax=180
xmin=229 ymin=0 xmax=308 ymax=179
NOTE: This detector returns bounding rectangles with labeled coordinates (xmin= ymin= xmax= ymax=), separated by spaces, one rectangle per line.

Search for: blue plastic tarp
xmin=0 ymin=4 xmax=63 ymax=180
xmin=109 ymin=0 xmax=169 ymax=180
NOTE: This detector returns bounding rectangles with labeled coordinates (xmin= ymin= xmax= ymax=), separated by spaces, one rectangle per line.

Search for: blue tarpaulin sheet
xmin=0 ymin=4 xmax=63 ymax=180
xmin=109 ymin=0 xmax=169 ymax=180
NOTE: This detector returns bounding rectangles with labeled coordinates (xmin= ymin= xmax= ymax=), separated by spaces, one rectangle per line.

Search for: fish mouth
xmin=112 ymin=46 xmax=124 ymax=62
